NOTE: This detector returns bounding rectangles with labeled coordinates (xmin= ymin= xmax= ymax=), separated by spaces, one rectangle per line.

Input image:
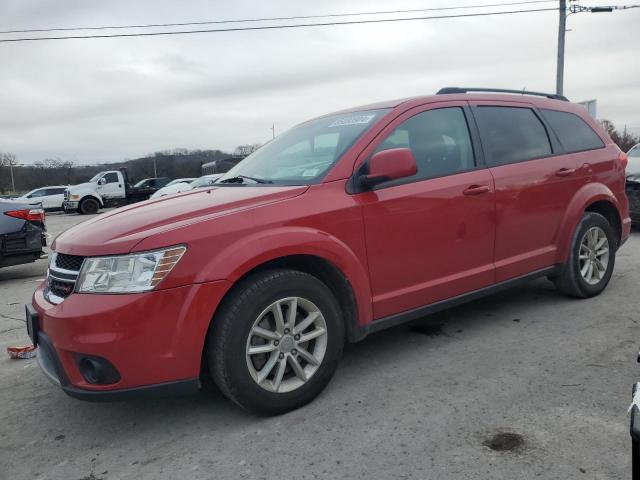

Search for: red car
xmin=28 ymin=88 xmax=630 ymax=414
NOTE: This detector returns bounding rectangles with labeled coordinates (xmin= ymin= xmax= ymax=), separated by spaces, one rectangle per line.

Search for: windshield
xmin=218 ymin=108 xmax=390 ymax=185
xmin=89 ymin=174 xmax=102 ymax=182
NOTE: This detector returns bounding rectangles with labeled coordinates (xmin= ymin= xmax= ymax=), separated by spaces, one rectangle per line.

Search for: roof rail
xmin=437 ymin=87 xmax=569 ymax=102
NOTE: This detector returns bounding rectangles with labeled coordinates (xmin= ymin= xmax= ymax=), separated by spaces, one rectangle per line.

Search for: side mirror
xmin=359 ymin=148 xmax=417 ymax=189
xmin=98 ymin=178 xmax=106 ymax=185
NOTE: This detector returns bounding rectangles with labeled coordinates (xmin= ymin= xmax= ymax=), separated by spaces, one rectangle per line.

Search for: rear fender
xmin=555 ymin=183 xmax=621 ymax=264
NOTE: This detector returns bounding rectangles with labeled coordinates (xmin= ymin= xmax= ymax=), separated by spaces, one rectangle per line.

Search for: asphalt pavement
xmin=1 ymin=211 xmax=638 ymax=479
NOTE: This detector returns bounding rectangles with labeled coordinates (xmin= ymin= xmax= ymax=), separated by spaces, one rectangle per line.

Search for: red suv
xmin=27 ymin=88 xmax=631 ymax=414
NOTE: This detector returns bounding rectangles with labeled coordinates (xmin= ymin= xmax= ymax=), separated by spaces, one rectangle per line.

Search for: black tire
xmin=79 ymin=197 xmax=99 ymax=215
xmin=553 ymin=212 xmax=616 ymax=298
xmin=206 ymin=269 xmax=344 ymax=415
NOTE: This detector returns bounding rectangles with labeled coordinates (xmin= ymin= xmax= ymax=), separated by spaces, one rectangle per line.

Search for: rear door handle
xmin=555 ymin=168 xmax=575 ymax=177
xmin=463 ymin=184 xmax=490 ymax=196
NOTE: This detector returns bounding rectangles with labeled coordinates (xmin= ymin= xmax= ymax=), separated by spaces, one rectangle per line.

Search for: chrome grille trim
xmin=44 ymin=252 xmax=83 ymax=305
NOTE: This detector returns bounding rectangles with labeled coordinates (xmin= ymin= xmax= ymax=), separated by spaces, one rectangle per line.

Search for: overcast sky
xmin=0 ymin=0 xmax=638 ymax=165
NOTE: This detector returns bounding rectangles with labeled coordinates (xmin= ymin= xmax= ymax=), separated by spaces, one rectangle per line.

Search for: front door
xmin=98 ymin=172 xmax=122 ymax=199
xmin=356 ymin=103 xmax=496 ymax=319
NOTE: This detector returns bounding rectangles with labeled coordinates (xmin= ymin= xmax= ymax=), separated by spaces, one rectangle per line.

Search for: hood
xmin=68 ymin=182 xmax=96 ymax=192
xmin=53 ymin=185 xmax=307 ymax=256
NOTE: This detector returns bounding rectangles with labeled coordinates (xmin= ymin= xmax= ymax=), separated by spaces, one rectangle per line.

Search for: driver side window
xmin=374 ymin=107 xmax=475 ymax=183
xmin=103 ymin=173 xmax=119 ymax=183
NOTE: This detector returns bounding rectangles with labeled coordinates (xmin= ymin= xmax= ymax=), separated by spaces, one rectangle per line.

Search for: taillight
xmin=619 ymin=151 xmax=629 ymax=170
xmin=4 ymin=208 xmax=45 ymax=223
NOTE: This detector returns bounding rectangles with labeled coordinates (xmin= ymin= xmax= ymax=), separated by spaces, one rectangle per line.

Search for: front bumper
xmin=29 ymin=279 xmax=230 ymax=400
xmin=62 ymin=201 xmax=79 ymax=212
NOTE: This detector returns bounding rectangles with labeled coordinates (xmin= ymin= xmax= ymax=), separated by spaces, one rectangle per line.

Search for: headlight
xmin=76 ymin=246 xmax=186 ymax=294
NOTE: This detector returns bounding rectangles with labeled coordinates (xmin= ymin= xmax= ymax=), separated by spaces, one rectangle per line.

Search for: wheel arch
xmin=555 ymin=183 xmax=623 ymax=264
xmin=80 ymin=195 xmax=104 ymax=208
xmin=198 ymin=227 xmax=373 ymax=342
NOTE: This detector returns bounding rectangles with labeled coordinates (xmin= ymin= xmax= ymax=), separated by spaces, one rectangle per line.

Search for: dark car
xmin=0 ymin=200 xmax=46 ymax=268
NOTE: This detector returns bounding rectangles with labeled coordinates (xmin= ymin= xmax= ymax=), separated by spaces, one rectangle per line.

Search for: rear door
xmin=356 ymin=102 xmax=496 ymax=319
xmin=45 ymin=188 xmax=66 ymax=209
xmin=470 ymin=101 xmax=582 ymax=281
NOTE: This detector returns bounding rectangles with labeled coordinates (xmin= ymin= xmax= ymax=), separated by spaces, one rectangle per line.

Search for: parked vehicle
xmin=631 ymin=355 xmax=640 ymax=479
xmin=28 ymin=88 xmax=630 ymax=414
xmin=1 ymin=200 xmax=46 ymax=268
xmin=149 ymin=178 xmax=197 ymax=199
xmin=625 ymin=144 xmax=640 ymax=224
xmin=62 ymin=169 xmax=170 ymax=214
xmin=0 ymin=194 xmax=20 ymax=200
xmin=16 ymin=186 xmax=67 ymax=211
xmin=134 ymin=177 xmax=170 ymax=189
xmin=201 ymin=156 xmax=246 ymax=175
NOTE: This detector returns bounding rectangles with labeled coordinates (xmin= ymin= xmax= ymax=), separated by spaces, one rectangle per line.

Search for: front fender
xmin=195 ymin=226 xmax=374 ymax=327
xmin=555 ymin=182 xmax=621 ymax=264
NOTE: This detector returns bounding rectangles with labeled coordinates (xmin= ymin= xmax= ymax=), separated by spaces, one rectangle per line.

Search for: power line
xmin=0 ymin=7 xmax=559 ymax=43
xmin=0 ymin=1 xmax=557 ymax=35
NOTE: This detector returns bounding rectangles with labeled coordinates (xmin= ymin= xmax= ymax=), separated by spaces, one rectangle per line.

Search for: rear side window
xmin=374 ymin=107 xmax=475 ymax=182
xmin=474 ymin=106 xmax=552 ymax=167
xmin=540 ymin=109 xmax=605 ymax=153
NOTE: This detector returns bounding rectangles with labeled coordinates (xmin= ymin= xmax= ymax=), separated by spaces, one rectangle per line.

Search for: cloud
xmin=0 ymin=0 xmax=638 ymax=164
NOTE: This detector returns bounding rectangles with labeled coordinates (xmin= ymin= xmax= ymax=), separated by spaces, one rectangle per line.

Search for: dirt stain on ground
xmin=483 ymin=432 xmax=526 ymax=452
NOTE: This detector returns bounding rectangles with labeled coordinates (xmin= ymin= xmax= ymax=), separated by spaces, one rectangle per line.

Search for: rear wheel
xmin=206 ymin=269 xmax=344 ymax=415
xmin=79 ymin=197 xmax=99 ymax=215
xmin=554 ymin=212 xmax=616 ymax=298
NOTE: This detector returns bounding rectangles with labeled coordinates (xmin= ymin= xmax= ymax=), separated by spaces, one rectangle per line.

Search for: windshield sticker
xmin=328 ymin=114 xmax=376 ymax=128
xmin=302 ymin=168 xmax=319 ymax=177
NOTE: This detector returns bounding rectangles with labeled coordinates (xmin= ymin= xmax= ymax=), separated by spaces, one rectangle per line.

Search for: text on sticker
xmin=328 ymin=114 xmax=376 ymax=128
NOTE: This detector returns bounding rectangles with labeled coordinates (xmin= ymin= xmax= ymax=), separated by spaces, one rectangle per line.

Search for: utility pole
xmin=9 ymin=161 xmax=15 ymax=192
xmin=556 ymin=0 xmax=567 ymax=96
xmin=153 ymin=157 xmax=157 ymax=177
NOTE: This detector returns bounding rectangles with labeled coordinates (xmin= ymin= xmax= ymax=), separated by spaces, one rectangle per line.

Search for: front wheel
xmin=554 ymin=212 xmax=616 ymax=298
xmin=79 ymin=197 xmax=100 ymax=215
xmin=206 ymin=269 xmax=344 ymax=415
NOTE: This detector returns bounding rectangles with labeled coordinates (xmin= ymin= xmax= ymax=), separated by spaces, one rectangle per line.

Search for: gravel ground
xmin=1 ymin=211 xmax=638 ymax=480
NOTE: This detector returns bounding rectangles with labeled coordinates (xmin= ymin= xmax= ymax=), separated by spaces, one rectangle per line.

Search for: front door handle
xmin=463 ymin=184 xmax=490 ymax=196
xmin=555 ymin=168 xmax=575 ymax=177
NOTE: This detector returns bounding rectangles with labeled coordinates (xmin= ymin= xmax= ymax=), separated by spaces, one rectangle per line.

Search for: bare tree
xmin=0 ymin=152 xmax=18 ymax=193
xmin=600 ymin=119 xmax=640 ymax=153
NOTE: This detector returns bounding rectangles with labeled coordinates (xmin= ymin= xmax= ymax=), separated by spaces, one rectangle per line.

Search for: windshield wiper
xmin=219 ymin=175 xmax=273 ymax=184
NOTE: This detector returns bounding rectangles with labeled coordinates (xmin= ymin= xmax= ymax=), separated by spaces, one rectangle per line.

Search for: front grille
xmin=55 ymin=253 xmax=85 ymax=271
xmin=48 ymin=278 xmax=75 ymax=298
xmin=44 ymin=252 xmax=85 ymax=304
xmin=64 ymin=190 xmax=70 ymax=201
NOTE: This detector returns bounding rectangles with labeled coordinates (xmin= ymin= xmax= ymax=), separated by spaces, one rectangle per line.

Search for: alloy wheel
xmin=578 ymin=226 xmax=610 ymax=285
xmin=245 ymin=297 xmax=328 ymax=393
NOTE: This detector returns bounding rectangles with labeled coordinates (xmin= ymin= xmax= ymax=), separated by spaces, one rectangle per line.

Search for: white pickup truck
xmin=62 ymin=169 xmax=170 ymax=214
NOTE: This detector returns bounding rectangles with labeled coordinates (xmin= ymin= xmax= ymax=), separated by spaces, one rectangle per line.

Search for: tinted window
xmin=630 ymin=145 xmax=640 ymax=158
xmin=474 ymin=107 xmax=552 ymax=166
xmin=540 ymin=109 xmax=604 ymax=153
xmin=46 ymin=188 xmax=66 ymax=195
xmin=375 ymin=107 xmax=475 ymax=182
xmin=29 ymin=189 xmax=47 ymax=198
xmin=103 ymin=173 xmax=119 ymax=183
